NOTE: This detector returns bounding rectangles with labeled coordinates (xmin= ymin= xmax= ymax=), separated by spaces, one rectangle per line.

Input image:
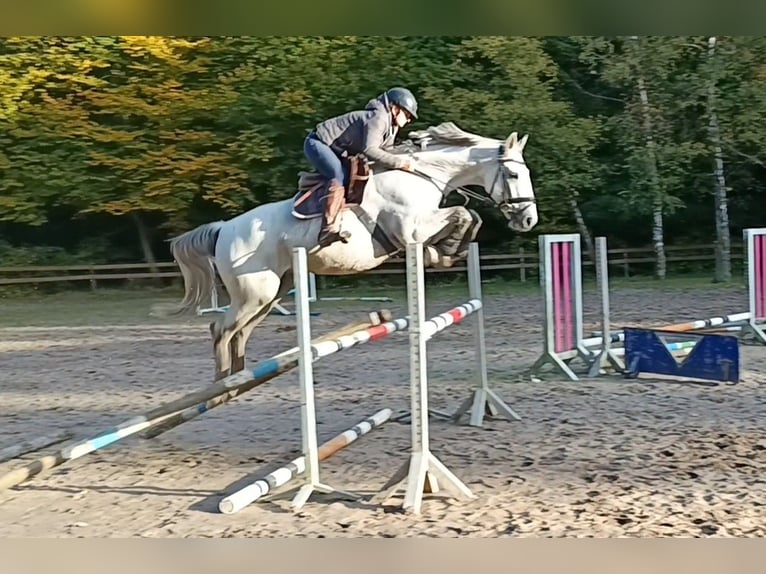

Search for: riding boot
xmin=317 ymin=180 xmax=351 ymax=247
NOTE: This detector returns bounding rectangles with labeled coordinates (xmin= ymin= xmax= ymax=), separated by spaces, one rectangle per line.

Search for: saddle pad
xmin=291 ymin=184 xmax=326 ymax=220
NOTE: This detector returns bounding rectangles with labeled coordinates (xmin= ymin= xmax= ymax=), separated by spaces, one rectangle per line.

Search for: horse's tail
xmin=155 ymin=221 xmax=224 ymax=317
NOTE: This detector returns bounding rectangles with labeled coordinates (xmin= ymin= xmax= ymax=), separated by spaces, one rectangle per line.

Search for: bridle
xmin=488 ymin=145 xmax=538 ymax=220
xmin=411 ymin=143 xmax=537 ymax=218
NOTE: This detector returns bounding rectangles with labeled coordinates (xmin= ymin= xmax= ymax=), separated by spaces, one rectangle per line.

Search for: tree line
xmin=2 ymin=36 xmax=765 ymax=280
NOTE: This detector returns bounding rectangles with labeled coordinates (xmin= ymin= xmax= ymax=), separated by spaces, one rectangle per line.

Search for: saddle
xmin=291 ymin=154 xmax=371 ymax=220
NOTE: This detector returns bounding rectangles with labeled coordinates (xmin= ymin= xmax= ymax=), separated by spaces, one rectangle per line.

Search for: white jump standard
xmin=587 ymin=236 xmax=624 ymax=377
xmin=393 ymin=242 xmax=520 ymax=427
xmin=281 ymin=247 xmax=364 ymax=510
xmin=373 ymin=242 xmax=484 ymax=514
xmin=446 ymin=242 xmax=521 ymax=426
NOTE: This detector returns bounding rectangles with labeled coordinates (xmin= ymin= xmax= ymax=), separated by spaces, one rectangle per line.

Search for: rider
xmin=303 ymin=87 xmax=419 ymax=246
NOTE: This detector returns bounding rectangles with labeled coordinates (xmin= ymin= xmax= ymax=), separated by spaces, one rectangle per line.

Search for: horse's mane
xmin=393 ymin=122 xmax=494 ymax=154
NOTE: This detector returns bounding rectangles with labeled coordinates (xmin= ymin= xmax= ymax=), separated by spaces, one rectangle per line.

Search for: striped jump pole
xmin=695 ymin=325 xmax=745 ymax=334
xmin=0 ymin=311 xmax=393 ymax=492
xmin=219 ymin=408 xmax=392 ymax=514
xmin=591 ymin=315 xmax=750 ymax=340
xmin=199 ymin=265 xmax=319 ymax=317
xmin=628 ymin=227 xmax=766 ymax=343
xmin=612 ymin=227 xmax=766 ymax=342
xmin=611 ymin=341 xmax=696 ymax=357
xmin=141 ymin=310 xmax=392 ymax=440
xmin=744 ymin=228 xmax=766 ymax=344
xmin=529 ymin=233 xmax=598 ymax=380
xmin=649 ymin=312 xmax=751 ymax=333
xmin=372 ymin=242 xmax=477 ymax=515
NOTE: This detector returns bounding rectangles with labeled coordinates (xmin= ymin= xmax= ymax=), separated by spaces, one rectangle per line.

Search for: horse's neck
xmin=364 ymin=169 xmax=443 ymax=214
xmin=410 ymin=144 xmax=489 ymax=192
xmin=362 ymin=143 xmax=493 ymax=211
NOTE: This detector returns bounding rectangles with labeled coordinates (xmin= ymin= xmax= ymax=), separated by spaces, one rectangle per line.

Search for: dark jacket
xmin=313 ymin=97 xmax=407 ymax=169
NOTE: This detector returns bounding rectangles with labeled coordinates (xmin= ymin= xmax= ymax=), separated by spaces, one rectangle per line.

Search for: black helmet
xmin=384 ymin=87 xmax=418 ymax=119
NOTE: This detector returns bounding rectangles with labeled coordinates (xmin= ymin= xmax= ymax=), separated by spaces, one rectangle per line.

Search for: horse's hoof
xmin=439 ymin=256 xmax=455 ymax=268
xmin=423 ymin=245 xmax=440 ymax=266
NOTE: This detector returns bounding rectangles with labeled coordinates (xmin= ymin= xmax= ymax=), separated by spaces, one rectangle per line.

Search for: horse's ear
xmin=518 ymin=134 xmax=529 ymax=151
xmin=505 ymin=132 xmax=518 ymax=150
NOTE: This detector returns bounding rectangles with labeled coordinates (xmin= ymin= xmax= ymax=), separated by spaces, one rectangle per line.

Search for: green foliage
xmin=1 ymin=36 xmax=766 ymax=268
xmin=424 ymin=37 xmax=602 ymax=231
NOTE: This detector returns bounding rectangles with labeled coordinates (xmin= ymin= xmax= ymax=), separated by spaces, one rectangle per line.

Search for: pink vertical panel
xmin=757 ymin=235 xmax=766 ymax=320
xmin=552 ymin=242 xmax=564 ymax=353
xmin=562 ymin=241 xmax=573 ymax=352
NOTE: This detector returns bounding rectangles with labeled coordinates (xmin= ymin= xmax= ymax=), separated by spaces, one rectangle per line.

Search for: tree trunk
xmin=632 ymin=37 xmax=667 ymax=279
xmin=570 ymin=191 xmax=595 ymax=266
xmin=132 ymin=212 xmax=160 ymax=276
xmin=707 ymin=36 xmax=732 ymax=283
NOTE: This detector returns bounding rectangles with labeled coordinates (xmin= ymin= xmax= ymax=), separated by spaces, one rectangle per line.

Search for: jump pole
xmin=219 ymin=408 xmax=392 ymax=514
xmin=372 ymin=242 xmax=476 ymax=514
xmin=141 ymin=310 xmax=392 ymax=440
xmin=639 ymin=312 xmax=750 ymax=334
xmin=584 ymin=227 xmax=766 ymax=343
xmin=197 ymin=286 xmax=227 ymax=316
xmin=197 ymin=263 xmax=319 ymax=317
xmin=198 ymin=269 xmax=392 ymax=315
xmin=318 ymin=296 xmax=394 ymax=302
xmin=197 ymin=257 xmax=230 ymax=315
xmin=0 ymin=312 xmax=393 ymax=491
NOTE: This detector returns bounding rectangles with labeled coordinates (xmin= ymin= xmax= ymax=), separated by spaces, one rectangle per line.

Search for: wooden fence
xmin=0 ymin=242 xmax=745 ymax=288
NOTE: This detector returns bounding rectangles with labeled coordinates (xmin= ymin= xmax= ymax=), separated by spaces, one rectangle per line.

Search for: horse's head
xmin=403 ymin=122 xmax=539 ymax=233
xmin=480 ymin=131 xmax=538 ymax=233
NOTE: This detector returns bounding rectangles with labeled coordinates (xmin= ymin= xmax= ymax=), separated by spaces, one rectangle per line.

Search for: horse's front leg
xmin=451 ymin=208 xmax=483 ymax=260
xmin=420 ymin=207 xmax=481 ymax=268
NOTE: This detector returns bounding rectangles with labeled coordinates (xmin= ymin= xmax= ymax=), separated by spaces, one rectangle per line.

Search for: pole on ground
xmin=218 ymin=408 xmax=392 ymax=514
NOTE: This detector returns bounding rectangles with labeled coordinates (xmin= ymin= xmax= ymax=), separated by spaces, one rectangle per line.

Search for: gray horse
xmin=167 ymin=122 xmax=539 ymax=380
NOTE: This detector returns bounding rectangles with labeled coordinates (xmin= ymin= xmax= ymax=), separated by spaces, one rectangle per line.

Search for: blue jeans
xmin=304 ymin=133 xmax=347 ymax=186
